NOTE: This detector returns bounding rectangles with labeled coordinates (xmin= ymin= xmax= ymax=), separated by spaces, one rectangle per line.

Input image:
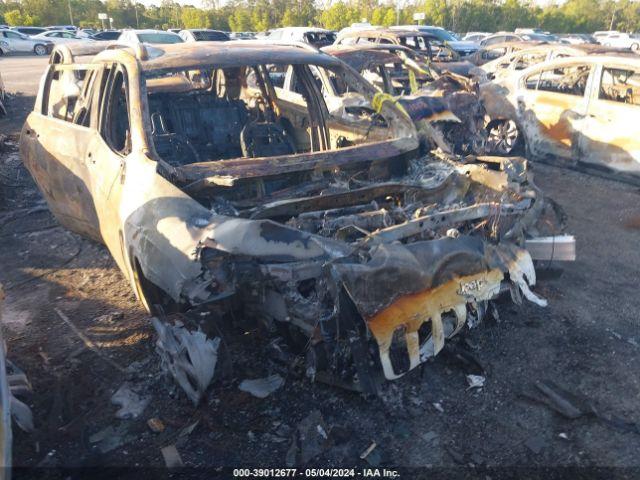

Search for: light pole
xmin=135 ymin=3 xmax=139 ymax=28
xmin=68 ymin=0 xmax=74 ymax=26
xmin=609 ymin=7 xmax=616 ymax=30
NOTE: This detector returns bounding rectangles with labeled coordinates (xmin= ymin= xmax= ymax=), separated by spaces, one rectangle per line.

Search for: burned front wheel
xmin=486 ymin=119 xmax=522 ymax=155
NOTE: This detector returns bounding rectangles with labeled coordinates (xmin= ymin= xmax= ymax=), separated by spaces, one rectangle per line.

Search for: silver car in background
xmin=0 ymin=28 xmax=53 ymax=55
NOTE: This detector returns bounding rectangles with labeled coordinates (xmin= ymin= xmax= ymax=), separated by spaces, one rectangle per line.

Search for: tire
xmin=631 ymin=43 xmax=639 ymax=51
xmin=34 ymin=44 xmax=47 ymax=56
xmin=486 ymin=119 xmax=523 ymax=155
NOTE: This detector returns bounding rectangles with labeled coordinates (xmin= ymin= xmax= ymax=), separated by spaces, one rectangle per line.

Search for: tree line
xmin=1 ymin=0 xmax=639 ymax=34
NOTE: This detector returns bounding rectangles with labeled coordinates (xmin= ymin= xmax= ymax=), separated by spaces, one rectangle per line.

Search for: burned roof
xmin=324 ymin=44 xmax=412 ymax=56
xmin=480 ymin=40 xmax=549 ymax=51
xmin=55 ymin=41 xmax=343 ymax=72
xmin=555 ymin=43 xmax=637 ymax=56
xmin=537 ymin=54 xmax=640 ymax=66
xmin=138 ymin=42 xmax=342 ymax=71
xmin=50 ymin=42 xmax=117 ymax=64
xmin=322 ymin=45 xmax=401 ymax=71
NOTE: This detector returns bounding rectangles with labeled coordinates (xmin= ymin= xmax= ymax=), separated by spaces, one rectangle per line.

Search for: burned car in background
xmin=476 ymin=43 xmax=633 ymax=82
xmin=470 ymin=41 xmax=549 ymax=67
xmin=20 ymin=43 xmax=568 ymax=398
xmin=321 ymin=44 xmax=487 ymax=155
xmin=481 ymin=55 xmax=640 ymax=177
xmin=334 ymin=29 xmax=477 ymax=78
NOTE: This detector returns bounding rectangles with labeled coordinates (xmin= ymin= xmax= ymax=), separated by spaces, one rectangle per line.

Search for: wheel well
xmin=131 ymin=257 xmax=177 ymax=315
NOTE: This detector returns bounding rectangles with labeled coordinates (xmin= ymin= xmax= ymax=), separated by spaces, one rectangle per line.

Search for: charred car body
xmin=476 ymin=43 xmax=634 ymax=82
xmin=470 ymin=41 xmax=549 ymax=67
xmin=334 ymin=29 xmax=476 ymax=79
xmin=21 ymin=43 xmax=568 ymax=397
xmin=481 ymin=55 xmax=640 ymax=176
xmin=321 ymin=44 xmax=487 ymax=155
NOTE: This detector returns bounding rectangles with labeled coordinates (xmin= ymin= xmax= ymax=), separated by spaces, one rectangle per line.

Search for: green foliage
xmin=0 ymin=0 xmax=634 ymax=33
xmin=228 ymin=7 xmax=252 ymax=31
xmin=4 ymin=9 xmax=24 ymax=25
xmin=181 ymin=7 xmax=211 ymax=29
xmin=319 ymin=2 xmax=361 ymax=31
xmin=3 ymin=8 xmax=39 ymax=26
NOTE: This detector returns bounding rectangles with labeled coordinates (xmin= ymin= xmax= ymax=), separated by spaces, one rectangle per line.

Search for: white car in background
xmin=118 ymin=29 xmax=183 ymax=46
xmin=178 ymin=29 xmax=230 ymax=42
xmin=598 ymin=32 xmax=640 ymax=51
xmin=267 ymin=27 xmax=336 ymax=47
xmin=593 ymin=30 xmax=619 ymax=42
xmin=32 ymin=30 xmax=90 ymax=45
xmin=463 ymin=32 xmax=490 ymax=43
xmin=0 ymin=28 xmax=53 ymax=55
xmin=10 ymin=26 xmax=47 ymax=36
xmin=76 ymin=28 xmax=97 ymax=38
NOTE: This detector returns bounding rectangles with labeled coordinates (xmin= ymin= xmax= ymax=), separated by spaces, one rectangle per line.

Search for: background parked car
xmin=598 ymin=32 xmax=640 ymax=51
xmin=475 ymin=43 xmax=631 ymax=81
xmin=267 ymin=27 xmax=336 ymax=47
xmin=391 ymin=25 xmax=479 ymax=57
xmin=559 ymin=33 xmax=598 ymax=44
xmin=178 ymin=29 xmax=230 ymax=42
xmin=118 ymin=29 xmax=184 ymax=45
xmin=463 ymin=32 xmax=490 ymax=43
xmin=593 ymin=30 xmax=619 ymax=42
xmin=46 ymin=25 xmax=76 ymax=31
xmin=468 ymin=40 xmax=548 ymax=66
xmin=90 ymin=30 xmax=121 ymax=41
xmin=480 ymin=31 xmax=559 ymax=46
xmin=229 ymin=31 xmax=256 ymax=40
xmin=10 ymin=27 xmax=47 ymax=36
xmin=0 ymin=29 xmax=52 ymax=55
xmin=32 ymin=30 xmax=88 ymax=45
xmin=480 ymin=54 xmax=640 ymax=175
xmin=323 ymin=44 xmax=487 ymax=154
xmin=76 ymin=28 xmax=97 ymax=38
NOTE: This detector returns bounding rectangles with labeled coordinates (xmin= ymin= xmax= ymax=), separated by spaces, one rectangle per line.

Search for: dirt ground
xmin=1 ymin=90 xmax=640 ymax=476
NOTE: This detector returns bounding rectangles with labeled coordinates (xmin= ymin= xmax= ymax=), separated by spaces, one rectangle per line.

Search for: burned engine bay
xmin=163 ymin=147 xmax=562 ymax=397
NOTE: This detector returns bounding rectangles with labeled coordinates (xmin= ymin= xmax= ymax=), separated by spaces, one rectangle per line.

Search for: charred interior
xmin=145 ymin=61 xmax=404 ymax=169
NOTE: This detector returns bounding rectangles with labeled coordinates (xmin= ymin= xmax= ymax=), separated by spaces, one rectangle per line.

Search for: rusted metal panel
xmin=178 ymin=137 xmax=417 ymax=185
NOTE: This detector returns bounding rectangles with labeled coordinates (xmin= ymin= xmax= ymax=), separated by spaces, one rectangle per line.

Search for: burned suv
xmin=21 ymin=43 xmax=567 ymax=399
